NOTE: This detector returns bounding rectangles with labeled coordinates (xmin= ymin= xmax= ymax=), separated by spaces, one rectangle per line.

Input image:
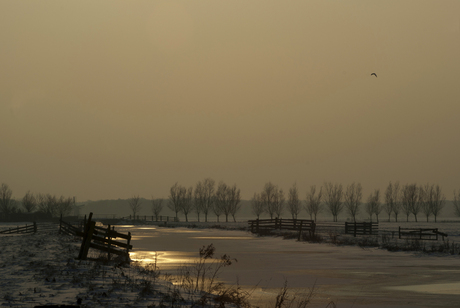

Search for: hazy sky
xmin=1 ymin=1 xmax=459 ymax=202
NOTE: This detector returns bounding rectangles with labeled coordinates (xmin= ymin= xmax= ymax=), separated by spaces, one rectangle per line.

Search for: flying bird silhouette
xmin=371 ymin=73 xmax=377 ymax=77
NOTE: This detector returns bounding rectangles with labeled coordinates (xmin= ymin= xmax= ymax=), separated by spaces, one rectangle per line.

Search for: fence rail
xmin=0 ymin=222 xmax=37 ymax=234
xmin=125 ymin=215 xmax=179 ymax=222
xmin=344 ymin=222 xmax=378 ymax=237
xmin=59 ymin=218 xmax=84 ymax=237
xmin=398 ymin=227 xmax=447 ymax=241
xmin=248 ymin=218 xmax=316 ymax=240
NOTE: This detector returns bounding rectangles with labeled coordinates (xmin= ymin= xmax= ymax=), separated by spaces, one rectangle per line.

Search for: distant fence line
xmin=344 ymin=222 xmax=379 ymax=237
xmin=125 ymin=215 xmax=179 ymax=222
xmin=399 ymin=227 xmax=448 ymax=241
xmin=0 ymin=222 xmax=37 ymax=234
xmin=248 ymin=218 xmax=316 ymax=240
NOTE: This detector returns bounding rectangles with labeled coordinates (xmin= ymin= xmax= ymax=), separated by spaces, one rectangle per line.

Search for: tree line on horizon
xmin=0 ymin=183 xmax=75 ymax=220
xmin=126 ymin=179 xmax=460 ymax=223
xmin=2 ymin=180 xmax=460 ymax=223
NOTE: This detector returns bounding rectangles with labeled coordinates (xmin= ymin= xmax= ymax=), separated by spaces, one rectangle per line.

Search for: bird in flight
xmin=371 ymin=73 xmax=377 ymax=77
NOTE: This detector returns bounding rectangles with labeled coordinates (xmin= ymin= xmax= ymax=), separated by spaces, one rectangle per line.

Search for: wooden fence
xmin=398 ymin=227 xmax=447 ymax=241
xmin=0 ymin=222 xmax=37 ymax=234
xmin=59 ymin=217 xmax=84 ymax=237
xmin=344 ymin=222 xmax=378 ymax=237
xmin=60 ymin=213 xmax=132 ymax=261
xmin=248 ymin=218 xmax=316 ymax=240
xmin=126 ymin=215 xmax=179 ymax=222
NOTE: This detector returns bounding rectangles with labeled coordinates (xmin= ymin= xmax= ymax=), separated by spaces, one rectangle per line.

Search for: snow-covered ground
xmin=0 ymin=223 xmax=230 ymax=308
xmin=1 ymin=221 xmax=460 ymax=308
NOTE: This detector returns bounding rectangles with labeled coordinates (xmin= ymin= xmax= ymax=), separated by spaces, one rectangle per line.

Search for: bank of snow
xmin=0 ymin=225 xmax=222 ymax=308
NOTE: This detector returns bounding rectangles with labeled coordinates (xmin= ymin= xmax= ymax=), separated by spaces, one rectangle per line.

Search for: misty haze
xmin=1 ymin=1 xmax=460 ymax=307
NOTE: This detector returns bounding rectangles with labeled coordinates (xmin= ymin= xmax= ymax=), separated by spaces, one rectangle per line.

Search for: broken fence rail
xmin=398 ymin=227 xmax=447 ymax=241
xmin=60 ymin=214 xmax=132 ymax=261
xmin=78 ymin=213 xmax=132 ymax=261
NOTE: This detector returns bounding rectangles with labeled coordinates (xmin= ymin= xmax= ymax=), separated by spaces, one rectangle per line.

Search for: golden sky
xmin=1 ymin=0 xmax=459 ymax=201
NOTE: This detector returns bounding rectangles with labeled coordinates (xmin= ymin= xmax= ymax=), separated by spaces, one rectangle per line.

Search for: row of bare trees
xmin=0 ymin=183 xmax=75 ymax=218
xmin=166 ymin=179 xmax=241 ymax=222
xmin=251 ymin=182 xmax=366 ymax=222
xmin=384 ymin=182 xmax=446 ymax=222
xmin=250 ymin=181 xmax=450 ymax=223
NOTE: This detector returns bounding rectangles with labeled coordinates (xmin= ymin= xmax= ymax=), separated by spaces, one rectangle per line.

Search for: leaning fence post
xmin=78 ymin=212 xmax=93 ymax=260
xmin=126 ymin=232 xmax=132 ymax=261
xmin=79 ymin=221 xmax=95 ymax=260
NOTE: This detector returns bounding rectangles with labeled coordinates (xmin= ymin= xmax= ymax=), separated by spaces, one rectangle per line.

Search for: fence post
xmin=126 ymin=232 xmax=132 ymax=261
xmin=256 ymin=219 xmax=259 ymax=233
xmin=78 ymin=212 xmax=94 ymax=260
xmin=298 ymin=220 xmax=303 ymax=241
xmin=106 ymin=224 xmax=112 ymax=261
xmin=33 ymin=221 xmax=37 ymax=233
xmin=354 ymin=221 xmax=357 ymax=237
xmin=79 ymin=221 xmax=95 ymax=260
xmin=399 ymin=226 xmax=401 ymax=239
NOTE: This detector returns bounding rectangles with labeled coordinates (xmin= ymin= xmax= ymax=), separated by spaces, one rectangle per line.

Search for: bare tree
xmin=168 ymin=183 xmax=184 ymax=219
xmin=261 ymin=182 xmax=277 ymax=219
xmin=194 ymin=181 xmax=205 ymax=222
xmin=128 ymin=195 xmax=142 ymax=218
xmin=215 ymin=182 xmax=230 ymax=222
xmin=287 ymin=183 xmax=301 ymax=219
xmin=181 ymin=187 xmax=193 ymax=222
xmin=305 ymin=185 xmax=322 ymax=222
xmin=401 ymin=184 xmax=418 ymax=222
xmin=22 ymin=191 xmax=37 ymax=213
xmin=453 ymin=189 xmax=460 ymax=217
xmin=420 ymin=184 xmax=431 ymax=222
xmin=273 ymin=188 xmax=285 ymax=218
xmin=201 ymin=178 xmax=215 ymax=222
xmin=228 ymin=184 xmax=242 ymax=222
xmin=429 ymin=184 xmax=445 ymax=222
xmin=372 ymin=189 xmax=382 ymax=222
xmin=36 ymin=193 xmax=48 ymax=214
xmin=151 ymin=197 xmax=163 ymax=221
xmin=366 ymin=189 xmax=381 ymax=222
xmin=384 ymin=182 xmax=400 ymax=222
xmin=0 ymin=183 xmax=14 ymax=215
xmin=251 ymin=193 xmax=264 ymax=219
xmin=344 ymin=182 xmax=362 ymax=222
xmin=213 ymin=183 xmax=228 ymax=222
xmin=365 ymin=193 xmax=375 ymax=222
xmin=57 ymin=196 xmax=74 ymax=217
xmin=324 ymin=182 xmax=343 ymax=222
xmin=39 ymin=194 xmax=58 ymax=217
